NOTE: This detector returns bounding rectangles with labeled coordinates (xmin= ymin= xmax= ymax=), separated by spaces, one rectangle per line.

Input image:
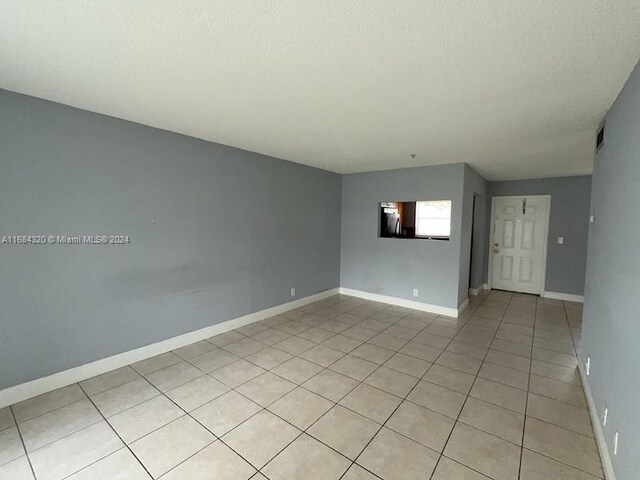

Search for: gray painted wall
xmin=582 ymin=60 xmax=640 ymax=480
xmin=459 ymin=165 xmax=489 ymax=304
xmin=0 ymin=90 xmax=342 ymax=389
xmin=487 ymin=175 xmax=592 ymax=295
xmin=340 ymin=164 xmax=466 ymax=309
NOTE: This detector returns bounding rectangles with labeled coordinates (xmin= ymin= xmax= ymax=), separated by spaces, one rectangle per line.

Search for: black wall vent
xmin=596 ymin=124 xmax=605 ymax=152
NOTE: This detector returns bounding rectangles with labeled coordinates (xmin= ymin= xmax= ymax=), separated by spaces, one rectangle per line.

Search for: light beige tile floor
xmin=0 ymin=292 xmax=603 ymax=479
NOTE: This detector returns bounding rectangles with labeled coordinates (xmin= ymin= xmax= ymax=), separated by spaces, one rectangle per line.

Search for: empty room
xmin=1 ymin=2 xmax=639 ymax=480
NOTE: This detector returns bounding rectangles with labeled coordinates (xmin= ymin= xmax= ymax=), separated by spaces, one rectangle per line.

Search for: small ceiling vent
xmin=596 ymin=124 xmax=605 ymax=152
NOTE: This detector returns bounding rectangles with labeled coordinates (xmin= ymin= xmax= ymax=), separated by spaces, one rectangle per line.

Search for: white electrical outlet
xmin=603 ymin=407 xmax=608 ymax=426
xmin=590 ymin=214 xmax=595 ymax=223
xmin=614 ymin=432 xmax=619 ymax=455
xmin=557 ymin=236 xmax=564 ymax=245
xmin=290 ymin=287 xmax=296 ymax=297
xmin=586 ymin=356 xmax=591 ymax=376
xmin=412 ymin=288 xmax=419 ymax=297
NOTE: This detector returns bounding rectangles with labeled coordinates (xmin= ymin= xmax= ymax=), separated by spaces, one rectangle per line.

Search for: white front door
xmin=491 ymin=196 xmax=549 ymax=295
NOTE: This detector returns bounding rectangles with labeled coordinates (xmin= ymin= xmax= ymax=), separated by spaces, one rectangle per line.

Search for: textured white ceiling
xmin=1 ymin=1 xmax=639 ymax=180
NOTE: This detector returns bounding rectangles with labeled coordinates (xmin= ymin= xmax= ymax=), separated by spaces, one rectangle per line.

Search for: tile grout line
xmin=142 ymin=299 xmax=413 ymax=479
xmin=252 ymin=304 xmax=427 ymax=479
xmin=5 ymin=300 xmax=467 ymax=475
xmin=0 ymin=298 xmax=449 ymax=479
xmin=517 ymin=295 xmax=542 ymax=479
xmin=4 ymin=295 xmax=598 ymax=480
xmin=323 ymin=312 xmax=439 ymax=479
xmin=222 ymin=306 xmax=424 ymax=407
xmin=70 ymin=382 xmax=155 ymax=480
xmin=238 ymin=302 xmax=432 ymax=479
xmin=132 ymin=371 xmax=270 ymax=478
xmin=426 ymin=291 xmax=514 ymax=480
xmin=119 ymin=343 xmax=303 ymax=478
xmin=332 ymin=309 xmax=445 ymax=479
xmin=334 ymin=296 xmax=486 ymax=478
xmin=12 ymin=311 xmax=505 ymax=434
xmin=9 ymin=396 xmax=94 ymax=432
xmin=8 ymin=405 xmax=38 ymax=480
xmin=517 ymin=300 xmax=604 ymax=479
xmin=199 ymin=300 xmax=427 ymax=383
xmin=9 ymin=393 xmax=111 ymax=469
xmin=24 ymin=372 xmax=222 ymax=479
xmin=15 ymin=383 xmax=159 ymax=479
xmin=211 ymin=300 xmax=415 ymax=478
xmin=526 ymin=299 xmax=599 ymax=478
xmin=145 ymin=299 xmax=581 ymax=475
xmin=6 ymin=306 xmax=461 ymax=423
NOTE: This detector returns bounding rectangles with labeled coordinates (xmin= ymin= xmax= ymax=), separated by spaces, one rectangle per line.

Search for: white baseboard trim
xmin=542 ymin=291 xmax=585 ymax=303
xmin=458 ymin=298 xmax=470 ymax=315
xmin=577 ymin=360 xmax=617 ymax=480
xmin=0 ymin=288 xmax=340 ymax=409
xmin=339 ymin=287 xmax=460 ymax=318
xmin=469 ymin=283 xmax=490 ymax=296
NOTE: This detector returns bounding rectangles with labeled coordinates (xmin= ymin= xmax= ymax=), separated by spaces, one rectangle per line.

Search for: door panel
xmin=521 ymin=220 xmax=535 ymax=250
xmin=502 ymin=219 xmax=515 ymax=248
xmin=500 ymin=256 xmax=514 ymax=280
xmin=491 ymin=196 xmax=548 ymax=294
xmin=519 ymin=257 xmax=533 ymax=283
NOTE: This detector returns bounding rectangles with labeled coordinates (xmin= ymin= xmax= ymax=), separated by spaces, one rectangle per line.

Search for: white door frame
xmin=487 ymin=195 xmax=551 ymax=295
